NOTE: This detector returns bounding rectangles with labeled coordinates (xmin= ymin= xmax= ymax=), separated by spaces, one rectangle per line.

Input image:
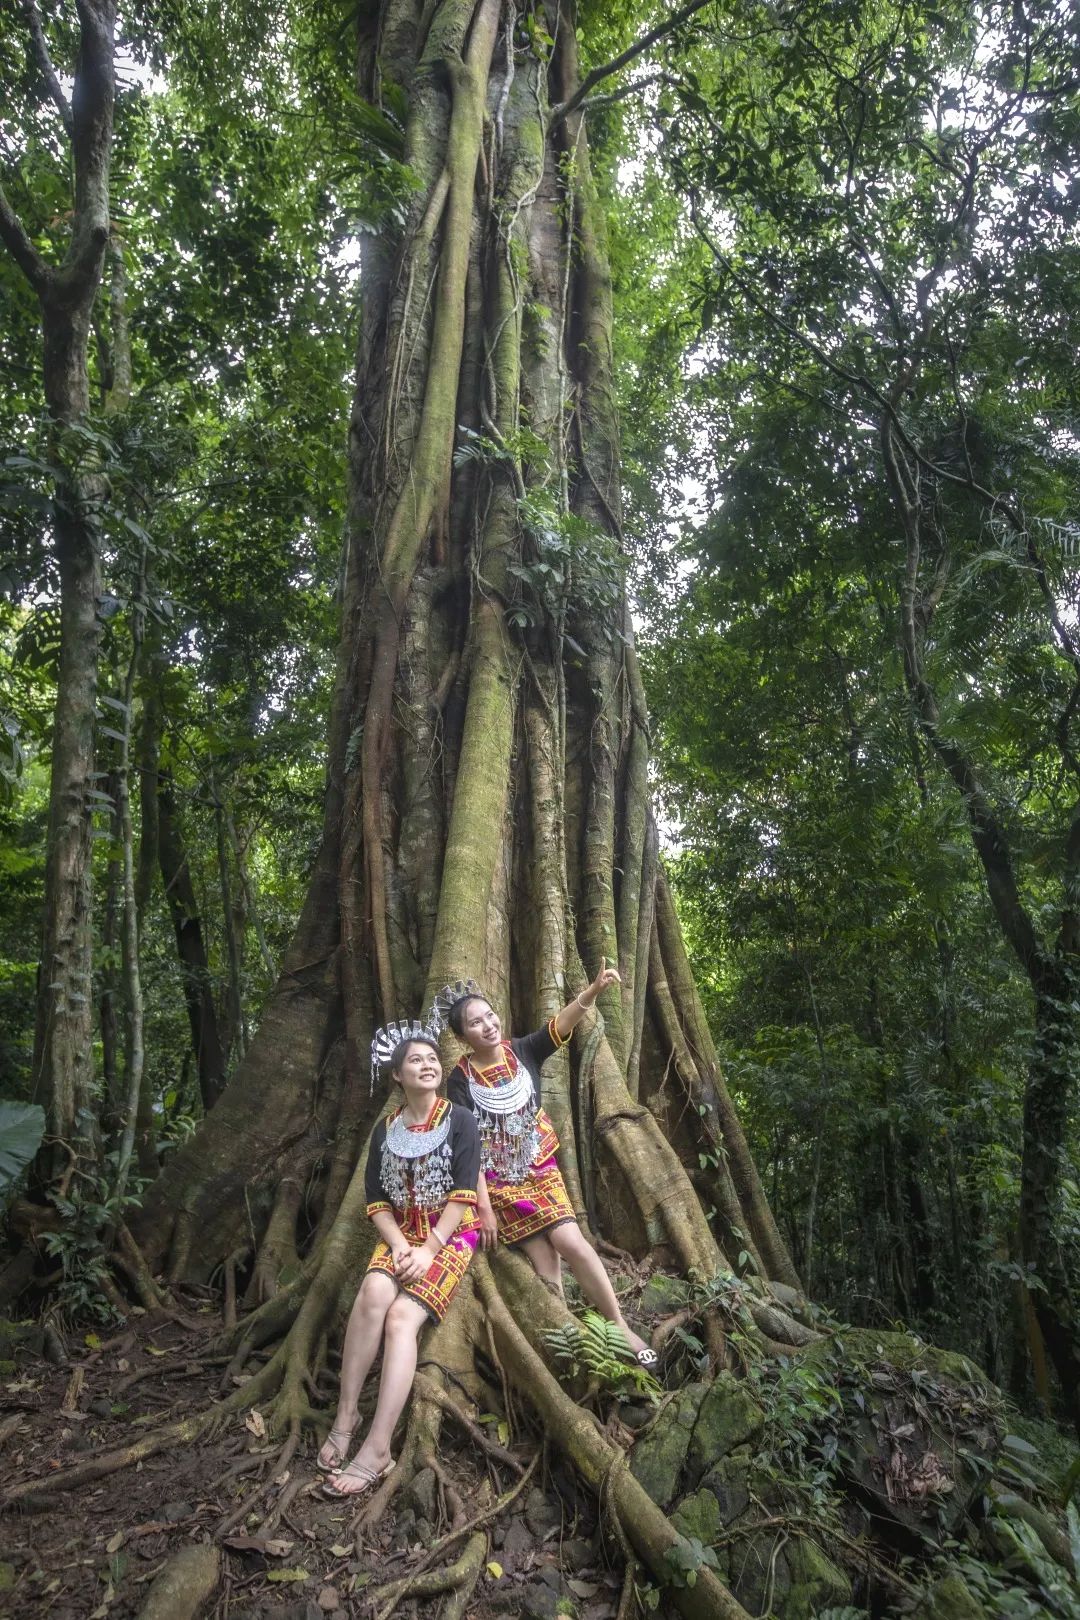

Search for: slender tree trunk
xmin=157 ymin=770 xmax=227 ymax=1111
xmin=100 ymin=766 xmax=122 ymax=1128
xmin=1 ymin=0 xmax=118 ymax=1176
xmin=210 ymin=762 xmax=246 ymax=1063
xmin=133 ymin=633 xmax=163 ymax=1176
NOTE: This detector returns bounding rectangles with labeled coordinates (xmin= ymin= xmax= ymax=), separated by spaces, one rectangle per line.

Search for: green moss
xmin=912 ymin=1572 xmax=988 ymax=1619
xmin=686 ymin=1371 xmax=765 ymax=1482
xmin=699 ymin=1449 xmax=752 ymax=1525
xmin=630 ymin=1383 xmax=707 ymax=1509
xmin=639 ymin=1274 xmax=690 ymax=1315
xmin=777 ymin=1537 xmax=852 ymax=1620
xmin=818 ymin=1327 xmax=988 ymax=1391
xmin=671 ymin=1488 xmax=722 ymax=1546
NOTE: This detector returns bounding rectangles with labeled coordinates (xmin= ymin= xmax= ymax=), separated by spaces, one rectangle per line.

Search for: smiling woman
xmin=441 ymin=967 xmax=658 ymax=1366
xmin=317 ymin=1030 xmax=480 ymax=1499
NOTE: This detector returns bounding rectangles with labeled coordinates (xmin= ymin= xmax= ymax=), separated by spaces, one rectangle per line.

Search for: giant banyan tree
xmin=11 ymin=3 xmax=1079 ymax=1617
xmin=133 ymin=0 xmax=797 ymax=1328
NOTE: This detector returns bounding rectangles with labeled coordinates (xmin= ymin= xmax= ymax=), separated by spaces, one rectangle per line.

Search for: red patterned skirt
xmin=488 ymin=1156 xmax=576 ymax=1247
xmin=366 ymin=1209 xmax=479 ymax=1323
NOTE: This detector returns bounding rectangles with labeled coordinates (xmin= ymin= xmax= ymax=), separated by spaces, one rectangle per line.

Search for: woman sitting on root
xmin=434 ymin=966 xmax=657 ymax=1366
xmin=318 ymin=1023 xmax=481 ymax=1497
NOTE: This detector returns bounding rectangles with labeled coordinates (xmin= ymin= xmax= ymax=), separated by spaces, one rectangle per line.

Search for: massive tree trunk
xmin=0 ymin=0 xmax=118 ymax=1173
xmin=135 ymin=0 xmax=776 ymax=1305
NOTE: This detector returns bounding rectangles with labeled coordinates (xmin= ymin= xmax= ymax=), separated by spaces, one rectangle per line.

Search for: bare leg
xmin=330 ymin=1295 xmax=429 ymax=1489
xmin=520 ymin=1231 xmax=564 ymax=1296
xmin=548 ymin=1224 xmax=650 ymax=1356
xmin=318 ymin=1271 xmax=398 ymax=1468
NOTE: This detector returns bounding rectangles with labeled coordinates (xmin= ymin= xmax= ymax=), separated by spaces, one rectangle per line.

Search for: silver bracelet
xmin=575 ymin=993 xmax=593 ymax=1011
xmin=430 ymin=1230 xmax=447 ymax=1249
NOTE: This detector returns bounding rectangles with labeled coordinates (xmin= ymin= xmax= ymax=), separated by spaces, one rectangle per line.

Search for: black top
xmin=446 ymin=1023 xmax=560 ymax=1115
xmin=364 ymin=1099 xmax=481 ymax=1214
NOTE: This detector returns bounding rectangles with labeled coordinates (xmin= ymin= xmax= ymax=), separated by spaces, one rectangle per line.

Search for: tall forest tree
xmin=1 ymin=0 xmax=117 ymax=1169
xmin=650 ymin=0 xmax=1080 ymax=1428
xmin=133 ymin=0 xmax=791 ymax=1305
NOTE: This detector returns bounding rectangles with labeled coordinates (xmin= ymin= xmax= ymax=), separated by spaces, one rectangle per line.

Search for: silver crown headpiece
xmin=426 ymin=978 xmax=485 ymax=1038
xmin=370 ymin=1017 xmax=436 ymax=1094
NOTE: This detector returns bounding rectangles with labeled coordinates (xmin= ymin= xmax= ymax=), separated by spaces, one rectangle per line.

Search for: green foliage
xmin=948 ymin=1535 xmax=1080 ymax=1620
xmin=42 ymin=1163 xmax=147 ymax=1324
xmin=0 ymin=1100 xmax=45 ymax=1199
xmin=543 ymin=1309 xmax=663 ymax=1403
xmin=606 ymin=0 xmax=1080 ymax=1386
xmin=662 ymin=1535 xmax=720 ymax=1589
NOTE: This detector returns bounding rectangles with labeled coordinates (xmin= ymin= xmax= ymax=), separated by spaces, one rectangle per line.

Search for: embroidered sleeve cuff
xmin=366 ymin=1200 xmax=393 ymax=1217
xmin=448 ymin=1189 xmax=478 ymax=1205
xmin=548 ymin=1016 xmax=566 ymax=1049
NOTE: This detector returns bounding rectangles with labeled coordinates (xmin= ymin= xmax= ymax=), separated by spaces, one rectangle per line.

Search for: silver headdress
xmin=370 ymin=1017 xmax=434 ymax=1094
xmin=426 ymin=978 xmax=484 ymax=1037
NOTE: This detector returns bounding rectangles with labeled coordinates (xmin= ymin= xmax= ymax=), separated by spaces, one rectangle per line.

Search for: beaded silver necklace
xmin=466 ymin=1053 xmax=541 ymax=1183
xmin=380 ymin=1105 xmax=454 ymax=1211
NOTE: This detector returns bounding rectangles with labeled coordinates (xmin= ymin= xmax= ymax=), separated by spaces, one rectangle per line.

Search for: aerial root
xmin=222 ymin=1248 xmax=248 ymax=1332
xmin=368 ymin=1529 xmax=487 ymax=1620
xmin=215 ymin=1420 xmax=301 ymax=1539
xmin=747 ymin=1297 xmax=818 ymax=1347
xmin=414 ymin=1372 xmax=524 ymax=1473
xmin=368 ymin=1454 xmax=539 ymax=1620
xmin=112 ymin=1222 xmax=173 ymax=1313
xmin=478 ymin=1258 xmax=754 ymax=1620
xmin=616 ymin=1558 xmax=640 ymax=1620
xmin=254 ymin=1471 xmax=307 ymax=1540
xmin=0 ymin=1415 xmax=204 ymax=1510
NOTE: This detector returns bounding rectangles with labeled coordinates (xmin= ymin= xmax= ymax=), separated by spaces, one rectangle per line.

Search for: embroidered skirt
xmin=488 ymin=1156 xmax=576 ymax=1247
xmin=366 ymin=1223 xmax=479 ymax=1323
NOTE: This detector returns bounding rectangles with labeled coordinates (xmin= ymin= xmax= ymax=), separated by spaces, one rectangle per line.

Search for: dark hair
xmin=447 ymin=995 xmax=490 ymax=1039
xmin=389 ymin=1034 xmax=441 ymax=1078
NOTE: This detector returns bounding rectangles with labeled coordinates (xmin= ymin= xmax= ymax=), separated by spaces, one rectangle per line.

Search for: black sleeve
xmin=365 ymin=1120 xmax=391 ymax=1213
xmin=512 ymin=1024 xmax=560 ymax=1103
xmin=448 ymin=1105 xmax=481 ymax=1202
xmin=447 ymin=1066 xmax=473 ymax=1112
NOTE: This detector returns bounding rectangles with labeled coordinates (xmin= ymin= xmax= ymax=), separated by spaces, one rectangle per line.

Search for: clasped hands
xmin=392 ymin=1234 xmax=443 ymax=1283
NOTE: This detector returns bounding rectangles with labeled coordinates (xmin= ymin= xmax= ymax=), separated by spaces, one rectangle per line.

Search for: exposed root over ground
xmin=2 ymin=1254 xmax=1077 ymax=1620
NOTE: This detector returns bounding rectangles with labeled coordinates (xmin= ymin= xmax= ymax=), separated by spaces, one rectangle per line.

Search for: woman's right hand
xmin=477 ymin=1203 xmax=499 ymax=1250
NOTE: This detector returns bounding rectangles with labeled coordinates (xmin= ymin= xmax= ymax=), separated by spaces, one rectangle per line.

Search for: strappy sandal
xmin=321 ymin=1457 xmax=395 ymax=1499
xmin=316 ymin=1424 xmax=355 ymax=1475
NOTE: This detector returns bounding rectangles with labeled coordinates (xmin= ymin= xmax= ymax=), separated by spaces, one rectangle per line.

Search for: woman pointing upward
xmin=436 ymin=964 xmax=656 ymax=1366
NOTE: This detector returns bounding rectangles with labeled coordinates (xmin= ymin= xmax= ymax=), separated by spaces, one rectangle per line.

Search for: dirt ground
xmin=0 ymin=1300 xmax=626 ymax=1620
